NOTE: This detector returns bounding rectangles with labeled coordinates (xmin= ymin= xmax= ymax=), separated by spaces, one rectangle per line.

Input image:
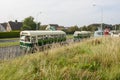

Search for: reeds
xmin=0 ymin=37 xmax=120 ymax=80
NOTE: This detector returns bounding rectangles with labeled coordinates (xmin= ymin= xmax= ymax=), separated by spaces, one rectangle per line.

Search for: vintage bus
xmin=20 ymin=30 xmax=66 ymax=53
xmin=73 ymin=31 xmax=91 ymax=41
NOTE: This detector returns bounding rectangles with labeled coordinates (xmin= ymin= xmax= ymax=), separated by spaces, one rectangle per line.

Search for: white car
xmin=110 ymin=31 xmax=120 ymax=37
xmin=94 ymin=30 xmax=103 ymax=37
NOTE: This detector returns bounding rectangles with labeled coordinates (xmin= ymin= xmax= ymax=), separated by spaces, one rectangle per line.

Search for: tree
xmin=21 ymin=16 xmax=36 ymax=30
xmin=66 ymin=25 xmax=79 ymax=34
xmin=38 ymin=22 xmax=41 ymax=30
xmin=82 ymin=26 xmax=87 ymax=31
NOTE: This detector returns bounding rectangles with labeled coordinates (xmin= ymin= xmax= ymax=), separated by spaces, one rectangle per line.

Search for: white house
xmin=46 ymin=24 xmax=58 ymax=31
xmin=0 ymin=24 xmax=6 ymax=32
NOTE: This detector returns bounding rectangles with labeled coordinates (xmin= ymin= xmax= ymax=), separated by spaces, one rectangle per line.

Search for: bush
xmin=0 ymin=31 xmax=20 ymax=38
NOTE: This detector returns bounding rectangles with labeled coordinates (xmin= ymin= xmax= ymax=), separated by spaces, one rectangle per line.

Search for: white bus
xmin=73 ymin=31 xmax=91 ymax=41
xmin=20 ymin=30 xmax=66 ymax=53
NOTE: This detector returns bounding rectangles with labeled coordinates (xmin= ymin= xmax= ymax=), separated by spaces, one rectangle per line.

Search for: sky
xmin=0 ymin=0 xmax=120 ymax=27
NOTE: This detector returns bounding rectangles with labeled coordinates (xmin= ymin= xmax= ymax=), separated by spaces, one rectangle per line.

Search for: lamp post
xmin=93 ymin=4 xmax=103 ymax=31
xmin=36 ymin=12 xmax=42 ymax=30
xmin=100 ymin=7 xmax=103 ymax=31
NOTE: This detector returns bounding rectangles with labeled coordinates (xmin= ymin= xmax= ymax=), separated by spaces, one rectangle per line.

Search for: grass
xmin=0 ymin=38 xmax=19 ymax=47
xmin=0 ymin=37 xmax=120 ymax=80
xmin=0 ymin=38 xmax=19 ymax=40
xmin=0 ymin=42 xmax=19 ymax=47
xmin=66 ymin=34 xmax=73 ymax=39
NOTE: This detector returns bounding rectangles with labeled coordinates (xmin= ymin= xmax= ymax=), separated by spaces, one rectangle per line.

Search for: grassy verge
xmin=0 ymin=42 xmax=19 ymax=47
xmin=0 ymin=38 xmax=19 ymax=47
xmin=0 ymin=37 xmax=120 ymax=80
xmin=0 ymin=38 xmax=19 ymax=40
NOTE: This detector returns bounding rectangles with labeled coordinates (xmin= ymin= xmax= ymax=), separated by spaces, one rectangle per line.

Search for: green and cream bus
xmin=20 ymin=30 xmax=66 ymax=53
xmin=73 ymin=31 xmax=91 ymax=41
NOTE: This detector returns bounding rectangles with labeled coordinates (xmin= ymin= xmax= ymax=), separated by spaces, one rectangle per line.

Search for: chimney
xmin=15 ymin=20 xmax=18 ymax=23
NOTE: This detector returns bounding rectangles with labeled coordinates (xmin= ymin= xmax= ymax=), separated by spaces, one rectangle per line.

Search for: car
xmin=94 ymin=30 xmax=103 ymax=37
xmin=110 ymin=31 xmax=120 ymax=37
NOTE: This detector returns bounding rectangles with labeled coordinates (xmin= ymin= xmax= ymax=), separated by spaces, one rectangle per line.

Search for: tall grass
xmin=0 ymin=37 xmax=120 ymax=80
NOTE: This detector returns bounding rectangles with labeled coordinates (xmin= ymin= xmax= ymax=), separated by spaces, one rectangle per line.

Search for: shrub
xmin=0 ymin=31 xmax=20 ymax=38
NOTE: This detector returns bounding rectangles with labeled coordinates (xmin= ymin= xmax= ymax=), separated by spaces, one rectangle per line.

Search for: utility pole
xmin=115 ymin=25 xmax=117 ymax=31
xmin=93 ymin=4 xmax=103 ymax=31
xmin=101 ymin=8 xmax=103 ymax=31
xmin=36 ymin=12 xmax=42 ymax=30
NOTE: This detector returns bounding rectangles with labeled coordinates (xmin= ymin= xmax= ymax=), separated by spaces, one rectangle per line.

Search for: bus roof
xmin=74 ymin=31 xmax=91 ymax=36
xmin=20 ymin=30 xmax=66 ymax=36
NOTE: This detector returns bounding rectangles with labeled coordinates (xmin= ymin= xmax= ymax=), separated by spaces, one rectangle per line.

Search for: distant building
xmin=104 ymin=27 xmax=110 ymax=35
xmin=46 ymin=24 xmax=64 ymax=31
xmin=39 ymin=25 xmax=47 ymax=30
xmin=0 ymin=24 xmax=6 ymax=32
xmin=1 ymin=20 xmax=23 ymax=32
xmin=64 ymin=27 xmax=69 ymax=29
xmin=46 ymin=24 xmax=58 ymax=31
xmin=7 ymin=21 xmax=22 ymax=31
xmin=57 ymin=26 xmax=64 ymax=30
xmin=94 ymin=27 xmax=103 ymax=37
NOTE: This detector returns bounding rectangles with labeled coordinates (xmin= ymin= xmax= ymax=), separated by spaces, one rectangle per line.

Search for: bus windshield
xmin=20 ymin=36 xmax=25 ymax=41
xmin=20 ymin=36 xmax=30 ymax=42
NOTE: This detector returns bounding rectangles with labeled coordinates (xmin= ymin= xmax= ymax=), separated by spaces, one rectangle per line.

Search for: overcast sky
xmin=0 ymin=0 xmax=120 ymax=27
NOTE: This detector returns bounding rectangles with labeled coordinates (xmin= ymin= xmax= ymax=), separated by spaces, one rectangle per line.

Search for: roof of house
xmin=1 ymin=23 xmax=7 ymax=29
xmin=49 ymin=24 xmax=59 ymax=27
xmin=58 ymin=26 xmax=64 ymax=28
xmin=8 ymin=21 xmax=23 ymax=30
xmin=0 ymin=24 xmax=6 ymax=32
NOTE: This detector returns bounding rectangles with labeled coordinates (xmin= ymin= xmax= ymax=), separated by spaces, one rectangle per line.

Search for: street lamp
xmin=93 ymin=4 xmax=103 ymax=31
xmin=36 ymin=12 xmax=42 ymax=30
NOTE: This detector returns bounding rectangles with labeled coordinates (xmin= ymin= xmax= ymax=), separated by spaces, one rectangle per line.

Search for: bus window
xmin=31 ymin=36 xmax=36 ymax=43
xmin=25 ymin=36 xmax=30 ymax=42
xmin=20 ymin=36 xmax=25 ymax=41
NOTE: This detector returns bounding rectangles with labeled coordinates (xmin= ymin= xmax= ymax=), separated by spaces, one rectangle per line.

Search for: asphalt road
xmin=0 ymin=39 xmax=19 ymax=43
xmin=0 ymin=46 xmax=22 ymax=60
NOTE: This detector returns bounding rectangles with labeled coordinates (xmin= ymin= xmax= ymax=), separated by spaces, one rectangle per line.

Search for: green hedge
xmin=0 ymin=31 xmax=20 ymax=38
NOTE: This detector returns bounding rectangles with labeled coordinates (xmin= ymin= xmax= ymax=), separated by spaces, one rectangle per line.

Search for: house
xmin=39 ymin=25 xmax=47 ymax=30
xmin=104 ymin=27 xmax=110 ymax=35
xmin=1 ymin=23 xmax=7 ymax=32
xmin=0 ymin=21 xmax=23 ymax=32
xmin=6 ymin=20 xmax=22 ymax=32
xmin=0 ymin=24 xmax=6 ymax=32
xmin=46 ymin=24 xmax=59 ymax=31
xmin=57 ymin=26 xmax=64 ymax=30
xmin=46 ymin=24 xmax=65 ymax=31
xmin=94 ymin=27 xmax=103 ymax=37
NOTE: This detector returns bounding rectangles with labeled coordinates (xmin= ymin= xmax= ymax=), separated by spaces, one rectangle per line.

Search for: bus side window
xmin=25 ymin=36 xmax=30 ymax=42
xmin=31 ymin=36 xmax=36 ymax=43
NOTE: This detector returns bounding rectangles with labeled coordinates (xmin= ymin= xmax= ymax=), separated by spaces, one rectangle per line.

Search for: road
xmin=0 ymin=39 xmax=19 ymax=43
xmin=0 ymin=46 xmax=22 ymax=60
